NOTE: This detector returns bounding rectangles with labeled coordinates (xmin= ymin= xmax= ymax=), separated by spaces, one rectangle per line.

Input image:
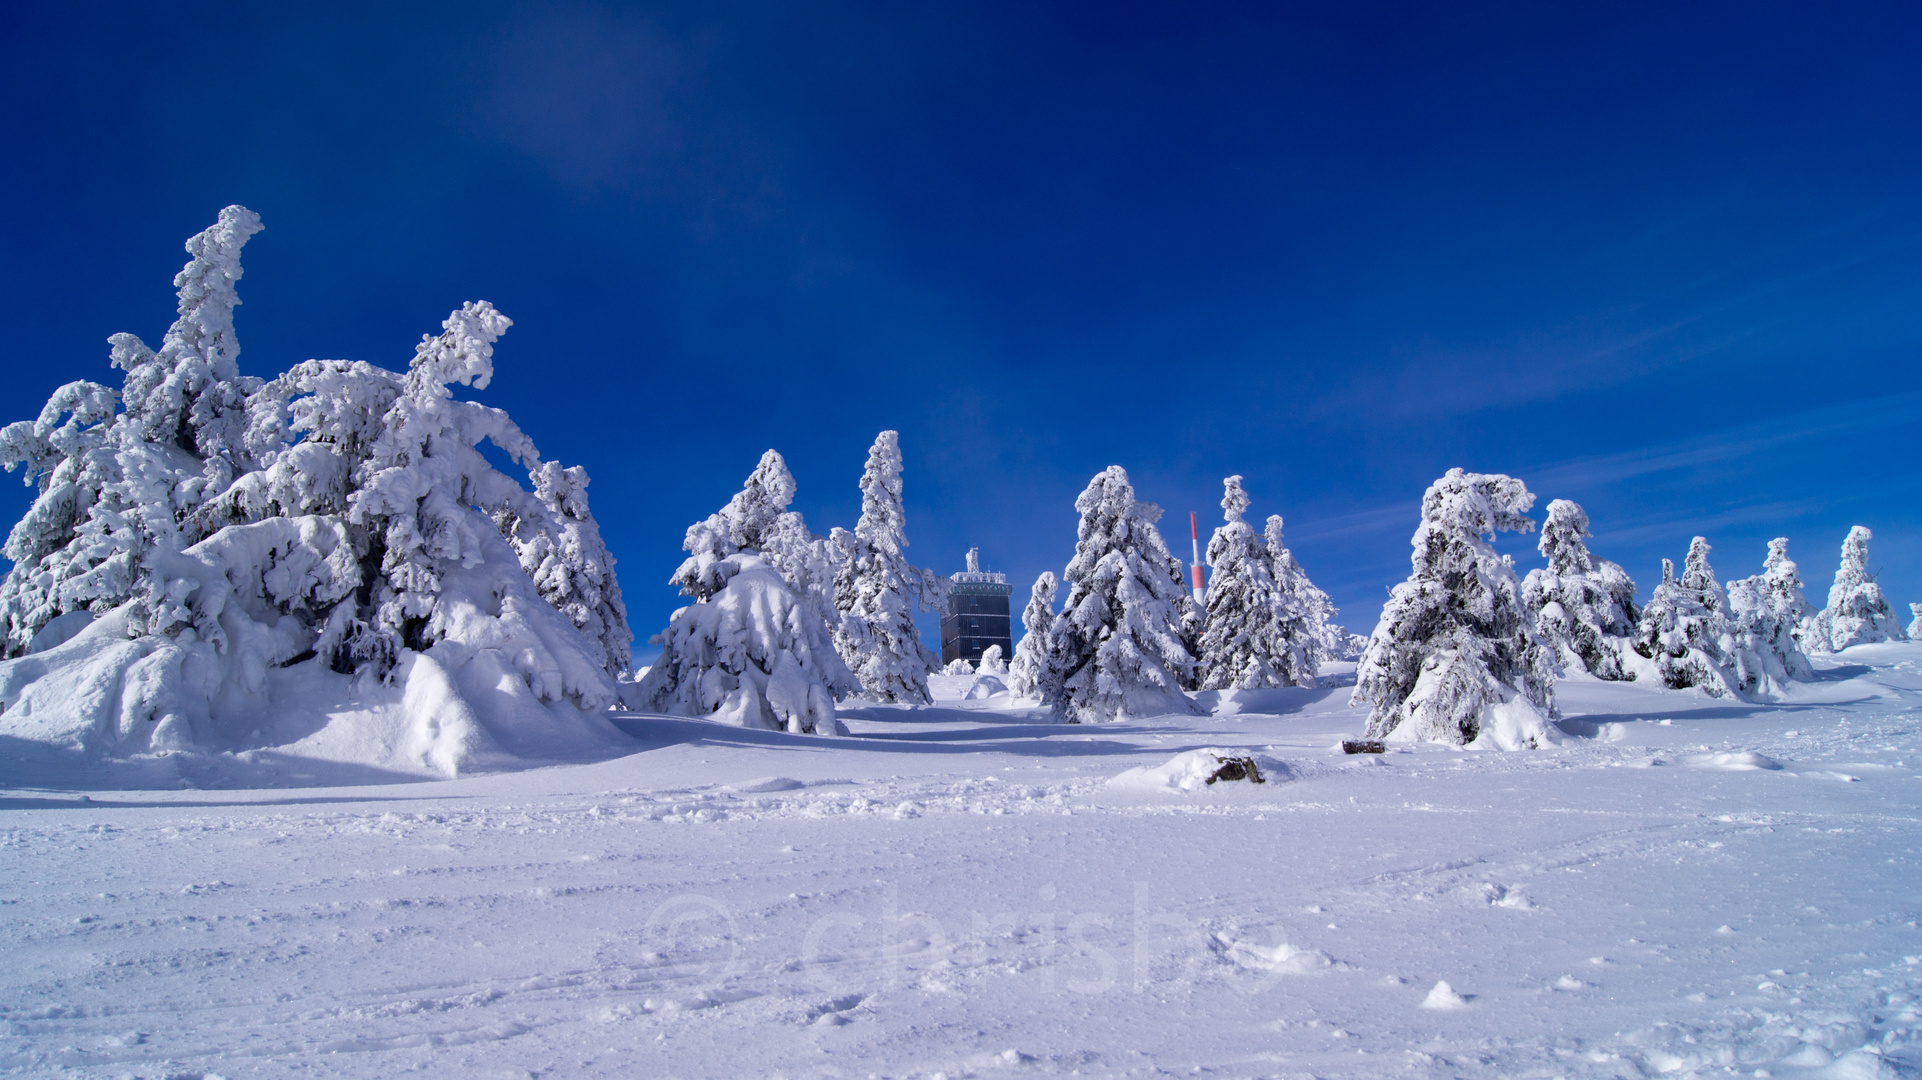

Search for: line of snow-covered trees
xmin=639 ymin=459 xmax=1349 ymax=729
xmin=3 ymin=210 xmax=1914 ymax=765
xmin=1349 ymin=469 xmax=1911 ymax=749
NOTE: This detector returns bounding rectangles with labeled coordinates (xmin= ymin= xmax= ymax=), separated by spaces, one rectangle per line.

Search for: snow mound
xmin=1683 ymin=751 xmax=1783 ymax=771
xmin=1111 ymin=748 xmax=1289 ymax=792
xmin=1212 ymin=933 xmax=1334 ymax=974
xmin=1420 ymin=980 xmax=1470 ymax=1009
xmin=0 ymin=533 xmax=629 ymax=781
xmin=1805 ymin=1049 xmax=1909 ymax=1080
xmin=963 ymin=674 xmax=1009 ymax=700
xmin=724 ymin=776 xmax=806 ymax=793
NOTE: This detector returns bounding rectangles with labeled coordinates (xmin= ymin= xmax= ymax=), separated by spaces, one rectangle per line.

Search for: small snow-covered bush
xmin=1629 ymin=539 xmax=1740 ymax=697
xmin=0 ymin=208 xmax=631 ymax=777
xmin=1351 ymin=469 xmax=1558 ymax=749
xmin=977 ymin=643 xmax=1007 ymax=675
xmin=1038 ymin=466 xmax=1200 ymax=722
xmin=1804 ymin=526 xmax=1906 ymax=651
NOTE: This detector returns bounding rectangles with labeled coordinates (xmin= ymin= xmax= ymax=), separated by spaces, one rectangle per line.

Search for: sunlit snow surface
xmin=4 ymin=648 xmax=1922 ymax=1079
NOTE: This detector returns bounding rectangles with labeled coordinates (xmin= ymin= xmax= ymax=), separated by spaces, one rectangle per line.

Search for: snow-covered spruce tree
xmin=1805 ymin=526 xmax=1907 ymax=651
xmin=1039 ymin=466 xmax=1201 ymax=722
xmin=830 ymin=431 xmax=946 ymax=704
xmin=1910 ymin=603 xmax=1922 ymax=642
xmin=1724 ymin=538 xmax=1814 ymax=695
xmin=1266 ymin=514 xmax=1340 ymax=675
xmin=1195 ymin=476 xmax=1311 ymax=689
xmin=1629 ymin=539 xmax=1741 ymax=697
xmin=1350 ymin=469 xmax=1559 ymax=749
xmin=637 ymin=453 xmax=856 ymax=734
xmin=1008 ymin=571 xmax=1057 ymax=699
xmin=0 ymin=209 xmax=631 ymax=776
xmin=1519 ymin=499 xmax=1638 ymax=681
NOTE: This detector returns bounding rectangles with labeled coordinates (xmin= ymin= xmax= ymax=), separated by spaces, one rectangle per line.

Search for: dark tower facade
xmin=940 ymin=547 xmax=1013 ymax=665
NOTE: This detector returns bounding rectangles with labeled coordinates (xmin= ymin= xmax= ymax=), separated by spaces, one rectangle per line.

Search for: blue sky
xmin=3 ymin=2 xmax=1919 ymax=656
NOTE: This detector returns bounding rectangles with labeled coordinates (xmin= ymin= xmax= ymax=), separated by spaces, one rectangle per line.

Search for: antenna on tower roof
xmin=1189 ymin=512 xmax=1205 ymax=603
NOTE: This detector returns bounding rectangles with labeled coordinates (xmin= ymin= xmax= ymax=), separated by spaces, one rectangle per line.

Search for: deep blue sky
xmin=4 ymin=2 xmax=1920 ymax=657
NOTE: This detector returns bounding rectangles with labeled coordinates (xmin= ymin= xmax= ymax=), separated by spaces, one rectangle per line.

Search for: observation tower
xmin=939 ymin=547 xmax=1012 ymax=665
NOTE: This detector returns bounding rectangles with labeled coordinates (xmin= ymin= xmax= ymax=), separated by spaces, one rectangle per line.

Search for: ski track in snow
xmin=4 ymin=650 xmax=1922 ymax=1078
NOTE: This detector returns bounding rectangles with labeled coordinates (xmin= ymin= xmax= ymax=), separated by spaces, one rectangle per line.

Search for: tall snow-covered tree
xmin=1195 ymin=476 xmax=1312 ymax=689
xmin=0 ymin=207 xmax=268 ymax=657
xmin=0 ymin=208 xmax=632 ymax=776
xmin=1008 ymin=571 xmax=1057 ymax=699
xmin=1805 ymin=526 xmax=1906 ymax=651
xmin=1909 ymin=603 xmax=1922 ymax=641
xmin=1520 ymin=499 xmax=1638 ymax=681
xmin=1039 ymin=466 xmax=1200 ymax=722
xmin=1350 ymin=469 xmax=1558 ymax=749
xmin=830 ymin=431 xmax=945 ymax=703
xmin=1630 ymin=539 xmax=1740 ymax=697
xmin=1724 ymin=538 xmax=1814 ymax=695
xmin=639 ymin=453 xmax=856 ymax=733
xmin=1266 ymin=515 xmax=1340 ymax=674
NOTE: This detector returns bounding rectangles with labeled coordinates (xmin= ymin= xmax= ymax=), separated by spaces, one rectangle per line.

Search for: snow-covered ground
xmin=4 ymin=648 xmax=1922 ymax=1079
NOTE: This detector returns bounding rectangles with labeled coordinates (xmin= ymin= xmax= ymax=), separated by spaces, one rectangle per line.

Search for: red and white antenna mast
xmin=1189 ymin=511 xmax=1205 ymax=603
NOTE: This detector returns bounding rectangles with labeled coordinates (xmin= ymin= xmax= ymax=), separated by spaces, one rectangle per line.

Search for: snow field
xmin=3 ymin=649 xmax=1922 ymax=1078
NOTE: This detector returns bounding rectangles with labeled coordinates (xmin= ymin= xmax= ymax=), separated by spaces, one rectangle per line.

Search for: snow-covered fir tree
xmin=1008 ymin=571 xmax=1057 ymax=699
xmin=671 ymin=450 xmax=796 ymax=601
xmin=760 ymin=513 xmax=853 ymax=640
xmin=1910 ymin=603 xmax=1922 ymax=642
xmin=499 ymin=462 xmax=633 ymax=679
xmin=1195 ymin=476 xmax=1312 ymax=689
xmin=0 ymin=208 xmax=631 ymax=775
xmin=830 ymin=431 xmax=946 ymax=704
xmin=1805 ymin=526 xmax=1906 ymax=651
xmin=1519 ymin=499 xmax=1638 ymax=681
xmin=0 ymin=206 xmax=267 ymax=657
xmin=978 ymin=643 xmax=1007 ymax=674
xmin=1629 ymin=539 xmax=1740 ymax=697
xmin=638 ymin=553 xmax=853 ymax=734
xmin=1350 ymin=469 xmax=1558 ymax=749
xmin=1723 ymin=538 xmax=1814 ymax=695
xmin=1266 ymin=515 xmax=1340 ymax=674
xmin=639 ymin=453 xmax=857 ymax=733
xmin=1038 ymin=466 xmax=1200 ymax=722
